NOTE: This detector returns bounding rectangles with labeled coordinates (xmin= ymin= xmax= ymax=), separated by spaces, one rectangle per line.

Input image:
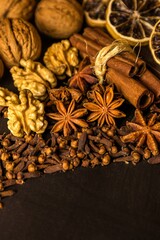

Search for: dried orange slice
xmin=106 ymin=0 xmax=160 ymax=46
xmin=83 ymin=0 xmax=110 ymax=27
xmin=149 ymin=19 xmax=160 ymax=64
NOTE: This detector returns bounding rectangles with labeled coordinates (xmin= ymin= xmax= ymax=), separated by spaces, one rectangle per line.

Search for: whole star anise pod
xmin=47 ymin=99 xmax=88 ymax=136
xmin=87 ymin=83 xmax=105 ymax=100
xmin=150 ymin=99 xmax=160 ymax=114
xmin=83 ymin=85 xmax=126 ymax=127
xmin=68 ymin=56 xmax=98 ymax=92
xmin=121 ymin=109 xmax=160 ymax=156
xmin=48 ymin=86 xmax=82 ymax=105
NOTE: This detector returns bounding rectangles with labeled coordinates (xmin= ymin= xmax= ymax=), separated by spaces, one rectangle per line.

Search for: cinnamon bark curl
xmin=70 ymin=27 xmax=156 ymax=109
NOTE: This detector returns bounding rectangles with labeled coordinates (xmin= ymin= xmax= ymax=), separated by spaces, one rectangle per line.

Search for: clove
xmin=0 ymin=190 xmax=15 ymax=198
xmin=44 ymin=164 xmax=62 ymax=174
xmin=78 ymin=131 xmax=87 ymax=152
xmin=148 ymin=154 xmax=160 ymax=164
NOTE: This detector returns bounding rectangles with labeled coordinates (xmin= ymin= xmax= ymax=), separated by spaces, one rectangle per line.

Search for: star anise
xmin=47 ymin=99 xmax=88 ymax=136
xmin=87 ymin=83 xmax=105 ymax=100
xmin=68 ymin=56 xmax=98 ymax=92
xmin=150 ymin=99 xmax=160 ymax=114
xmin=121 ymin=109 xmax=160 ymax=156
xmin=83 ymin=85 xmax=126 ymax=127
xmin=48 ymin=86 xmax=82 ymax=105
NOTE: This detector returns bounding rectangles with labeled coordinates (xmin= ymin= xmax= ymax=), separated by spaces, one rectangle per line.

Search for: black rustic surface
xmin=0 ymin=4 xmax=160 ymax=240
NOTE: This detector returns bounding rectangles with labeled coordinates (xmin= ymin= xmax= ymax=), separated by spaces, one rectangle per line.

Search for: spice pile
xmin=0 ymin=0 xmax=160 ymax=208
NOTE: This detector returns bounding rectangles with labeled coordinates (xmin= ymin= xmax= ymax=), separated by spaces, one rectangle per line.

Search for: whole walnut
xmin=35 ymin=0 xmax=84 ymax=39
xmin=0 ymin=59 xmax=4 ymax=78
xmin=0 ymin=18 xmax=41 ymax=68
xmin=0 ymin=0 xmax=36 ymax=21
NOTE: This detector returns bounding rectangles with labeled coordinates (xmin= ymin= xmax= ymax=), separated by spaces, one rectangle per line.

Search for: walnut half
xmin=7 ymin=90 xmax=48 ymax=137
xmin=10 ymin=59 xmax=57 ymax=101
xmin=0 ymin=87 xmax=18 ymax=106
xmin=44 ymin=40 xmax=79 ymax=79
xmin=0 ymin=87 xmax=48 ymax=137
xmin=0 ymin=18 xmax=41 ymax=68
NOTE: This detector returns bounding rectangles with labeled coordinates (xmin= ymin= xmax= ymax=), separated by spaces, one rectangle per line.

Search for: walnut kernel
xmin=44 ymin=40 xmax=79 ymax=78
xmin=10 ymin=59 xmax=57 ymax=101
xmin=7 ymin=90 xmax=48 ymax=137
xmin=0 ymin=88 xmax=47 ymax=137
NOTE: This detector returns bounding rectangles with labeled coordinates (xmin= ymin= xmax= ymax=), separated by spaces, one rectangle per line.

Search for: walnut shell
xmin=0 ymin=59 xmax=4 ymax=78
xmin=0 ymin=0 xmax=36 ymax=21
xmin=0 ymin=18 xmax=41 ymax=68
xmin=35 ymin=0 xmax=84 ymax=39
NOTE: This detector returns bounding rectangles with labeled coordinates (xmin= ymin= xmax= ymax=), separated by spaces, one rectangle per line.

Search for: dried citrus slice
xmin=83 ymin=0 xmax=110 ymax=27
xmin=106 ymin=0 xmax=160 ymax=46
xmin=149 ymin=19 xmax=160 ymax=64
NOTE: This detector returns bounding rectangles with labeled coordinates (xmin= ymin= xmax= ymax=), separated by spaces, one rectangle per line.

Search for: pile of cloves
xmin=1 ymin=123 xmax=157 ymax=208
xmin=0 ymin=131 xmax=61 ymax=208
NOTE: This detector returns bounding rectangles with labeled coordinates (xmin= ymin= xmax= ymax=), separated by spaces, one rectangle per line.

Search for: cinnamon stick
xmin=70 ymin=34 xmax=138 ymax=77
xmin=70 ymin=34 xmax=98 ymax=57
xmin=139 ymin=69 xmax=160 ymax=99
xmin=83 ymin=27 xmax=113 ymax=46
xmin=106 ymin=68 xmax=154 ymax=109
xmin=82 ymin=28 xmax=160 ymax=99
xmin=70 ymin=28 xmax=159 ymax=104
xmin=83 ymin=27 xmax=146 ymax=76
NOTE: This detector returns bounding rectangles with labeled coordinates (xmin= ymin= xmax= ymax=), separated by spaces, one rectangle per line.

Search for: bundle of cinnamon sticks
xmin=70 ymin=27 xmax=160 ymax=109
